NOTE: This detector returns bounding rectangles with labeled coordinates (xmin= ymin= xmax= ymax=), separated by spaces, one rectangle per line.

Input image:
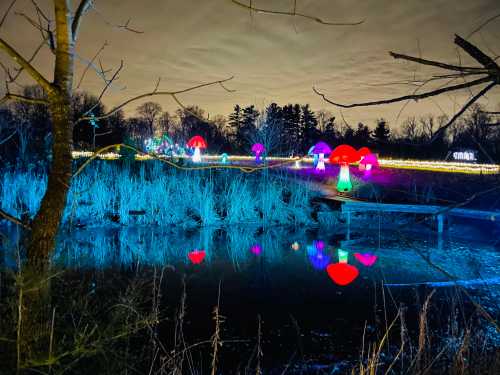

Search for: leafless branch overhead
xmin=313 ymin=34 xmax=500 ymax=143
xmin=76 ymin=76 xmax=235 ymax=123
xmin=230 ymin=0 xmax=364 ymax=26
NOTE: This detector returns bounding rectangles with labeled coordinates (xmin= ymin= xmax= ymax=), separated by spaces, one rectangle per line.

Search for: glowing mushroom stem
xmin=255 ymin=152 xmax=262 ymax=163
xmin=316 ymin=153 xmax=326 ymax=171
xmin=337 ymin=163 xmax=352 ymax=192
xmin=192 ymin=147 xmax=201 ymax=163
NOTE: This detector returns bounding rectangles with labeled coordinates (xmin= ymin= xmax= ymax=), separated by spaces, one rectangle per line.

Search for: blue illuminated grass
xmin=1 ymin=161 xmax=319 ymax=228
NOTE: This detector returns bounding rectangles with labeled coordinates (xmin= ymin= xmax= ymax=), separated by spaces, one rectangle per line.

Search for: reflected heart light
xmin=188 ymin=249 xmax=206 ymax=264
xmin=354 ymin=253 xmax=378 ymax=267
xmin=326 ymin=263 xmax=359 ymax=286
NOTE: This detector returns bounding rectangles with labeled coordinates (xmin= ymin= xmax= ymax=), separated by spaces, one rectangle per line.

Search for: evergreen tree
xmin=265 ymin=103 xmax=284 ymax=153
xmin=238 ymin=105 xmax=259 ymax=152
xmin=282 ymin=104 xmax=301 ymax=155
xmin=373 ymin=118 xmax=390 ymax=144
xmin=353 ymin=122 xmax=371 ymax=147
xmin=228 ymin=104 xmax=243 ymax=150
xmin=300 ymin=104 xmax=319 ymax=152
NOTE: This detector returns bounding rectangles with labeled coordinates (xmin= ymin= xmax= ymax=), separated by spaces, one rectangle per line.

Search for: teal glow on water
xmin=33 ymin=225 xmax=498 ymax=287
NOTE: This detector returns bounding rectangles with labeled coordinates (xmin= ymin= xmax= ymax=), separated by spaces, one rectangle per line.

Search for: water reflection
xmin=2 ymin=226 xmax=493 ymax=286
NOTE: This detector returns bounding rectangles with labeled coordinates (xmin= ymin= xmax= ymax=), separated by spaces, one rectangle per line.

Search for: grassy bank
xmin=1 ymin=161 xmax=320 ymax=228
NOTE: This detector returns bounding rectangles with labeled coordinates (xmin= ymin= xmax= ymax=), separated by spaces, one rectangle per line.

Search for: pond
xmin=2 ymin=221 xmax=499 ymax=373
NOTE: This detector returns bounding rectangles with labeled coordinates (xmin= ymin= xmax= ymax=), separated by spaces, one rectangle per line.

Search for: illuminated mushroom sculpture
xmin=359 ymin=153 xmax=379 ymax=172
xmin=187 ymin=135 xmax=207 ymax=163
xmin=311 ymin=142 xmax=332 ymax=171
xmin=251 ymin=143 xmax=266 ymax=164
xmin=330 ymin=144 xmax=361 ymax=192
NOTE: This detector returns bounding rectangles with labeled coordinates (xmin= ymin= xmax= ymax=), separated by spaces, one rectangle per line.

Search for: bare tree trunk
xmin=27 ymin=0 xmax=75 ymax=268
xmin=27 ymin=97 xmax=73 ymax=267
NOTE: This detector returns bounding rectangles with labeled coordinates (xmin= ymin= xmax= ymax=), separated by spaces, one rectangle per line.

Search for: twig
xmin=230 ymin=0 xmax=364 ymax=26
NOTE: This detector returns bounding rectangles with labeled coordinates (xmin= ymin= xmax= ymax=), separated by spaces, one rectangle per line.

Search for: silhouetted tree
xmin=372 ymin=118 xmax=390 ymax=144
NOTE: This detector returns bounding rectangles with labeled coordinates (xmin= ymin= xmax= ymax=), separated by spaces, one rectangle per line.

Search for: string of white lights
xmin=71 ymin=151 xmax=500 ymax=175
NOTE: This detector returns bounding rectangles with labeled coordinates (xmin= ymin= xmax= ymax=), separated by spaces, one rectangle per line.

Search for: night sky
xmin=1 ymin=0 xmax=500 ymax=129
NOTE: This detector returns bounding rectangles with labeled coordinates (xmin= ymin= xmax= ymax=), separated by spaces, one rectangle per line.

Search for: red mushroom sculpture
xmin=329 ymin=145 xmax=361 ymax=192
xmin=187 ymin=135 xmax=207 ymax=163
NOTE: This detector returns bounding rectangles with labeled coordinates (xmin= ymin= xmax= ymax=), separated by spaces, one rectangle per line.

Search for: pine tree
xmin=373 ymin=118 xmax=390 ymax=144
xmin=238 ymin=105 xmax=259 ymax=152
xmin=300 ymin=104 xmax=319 ymax=152
xmin=227 ymin=104 xmax=242 ymax=150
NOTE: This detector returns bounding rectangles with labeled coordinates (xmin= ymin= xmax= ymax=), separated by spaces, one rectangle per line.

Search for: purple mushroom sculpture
xmin=311 ymin=141 xmax=332 ymax=171
xmin=359 ymin=153 xmax=379 ymax=172
xmin=251 ymin=143 xmax=266 ymax=164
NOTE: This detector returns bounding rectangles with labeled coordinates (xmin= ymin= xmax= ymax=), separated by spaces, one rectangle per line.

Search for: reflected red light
xmin=326 ymin=263 xmax=359 ymax=286
xmin=354 ymin=253 xmax=378 ymax=267
xmin=188 ymin=249 xmax=206 ymax=264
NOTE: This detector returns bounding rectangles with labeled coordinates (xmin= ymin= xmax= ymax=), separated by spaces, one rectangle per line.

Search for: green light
xmin=337 ymin=164 xmax=352 ymax=192
xmin=338 ymin=248 xmax=349 ymax=263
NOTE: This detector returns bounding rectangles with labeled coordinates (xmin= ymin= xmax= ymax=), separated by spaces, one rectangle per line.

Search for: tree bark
xmin=27 ymin=0 xmax=75 ymax=268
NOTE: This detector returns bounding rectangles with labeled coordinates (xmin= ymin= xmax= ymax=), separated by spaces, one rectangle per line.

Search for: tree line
xmin=1 ymin=85 xmax=499 ymax=165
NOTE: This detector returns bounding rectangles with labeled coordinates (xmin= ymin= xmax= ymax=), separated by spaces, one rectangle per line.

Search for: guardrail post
xmin=437 ymin=214 xmax=444 ymax=234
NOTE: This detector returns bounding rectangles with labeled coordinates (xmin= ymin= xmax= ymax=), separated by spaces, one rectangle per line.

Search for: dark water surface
xmin=2 ymin=222 xmax=499 ymax=373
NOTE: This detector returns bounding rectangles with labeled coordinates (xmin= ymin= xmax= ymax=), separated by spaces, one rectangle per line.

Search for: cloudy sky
xmin=1 ymin=0 xmax=500 ymax=129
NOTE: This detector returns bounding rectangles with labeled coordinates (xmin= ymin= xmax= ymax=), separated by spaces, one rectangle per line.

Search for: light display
xmin=250 ymin=244 xmax=262 ymax=256
xmin=251 ymin=143 xmax=266 ymax=164
xmin=188 ymin=249 xmax=206 ymax=264
xmin=221 ymin=153 xmax=229 ymax=164
xmin=311 ymin=142 xmax=332 ymax=171
xmin=308 ymin=145 xmax=319 ymax=168
xmin=187 ymin=135 xmax=207 ymax=163
xmin=358 ymin=147 xmax=370 ymax=158
xmin=69 ymin=151 xmax=500 ymax=175
xmin=359 ymin=153 xmax=379 ymax=172
xmin=330 ymin=144 xmax=361 ymax=192
xmin=291 ymin=241 xmax=300 ymax=251
xmin=338 ymin=248 xmax=349 ymax=263
xmin=326 ymin=263 xmax=359 ymax=286
xmin=354 ymin=252 xmax=377 ymax=267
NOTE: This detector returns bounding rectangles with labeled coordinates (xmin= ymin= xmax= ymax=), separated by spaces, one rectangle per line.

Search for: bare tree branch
xmin=430 ymin=81 xmax=496 ymax=142
xmin=72 ymin=0 xmax=93 ymax=40
xmin=454 ymin=34 xmax=499 ymax=70
xmin=0 ymin=208 xmax=29 ymax=229
xmin=76 ymin=40 xmax=108 ymax=89
xmin=0 ymin=92 xmax=48 ymax=105
xmin=0 ymin=0 xmax=17 ymax=29
xmin=467 ymin=13 xmax=500 ymax=38
xmin=389 ymin=51 xmax=487 ymax=73
xmin=81 ymin=59 xmax=124 ymax=117
xmin=230 ymin=0 xmax=364 ymax=26
xmin=0 ymin=38 xmax=52 ymax=92
xmin=76 ymin=76 xmax=235 ymax=123
xmin=313 ymin=76 xmax=492 ymax=108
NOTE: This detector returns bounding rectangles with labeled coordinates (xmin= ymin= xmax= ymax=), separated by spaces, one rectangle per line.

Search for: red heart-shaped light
xmin=326 ymin=263 xmax=359 ymax=286
xmin=354 ymin=253 xmax=377 ymax=267
xmin=188 ymin=250 xmax=206 ymax=264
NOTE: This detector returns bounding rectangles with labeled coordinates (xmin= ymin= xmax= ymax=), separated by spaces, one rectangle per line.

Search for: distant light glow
xmin=188 ymin=249 xmax=206 ymax=264
xmin=291 ymin=241 xmax=300 ymax=251
xmin=309 ymin=252 xmax=331 ymax=270
xmin=354 ymin=253 xmax=377 ymax=267
xmin=221 ymin=153 xmax=229 ymax=164
xmin=326 ymin=263 xmax=359 ymax=286
xmin=453 ymin=151 xmax=476 ymax=161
